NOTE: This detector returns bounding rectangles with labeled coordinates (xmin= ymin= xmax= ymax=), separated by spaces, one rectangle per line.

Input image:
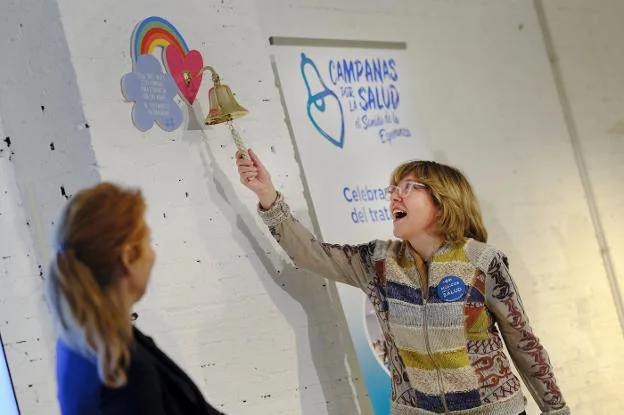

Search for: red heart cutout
xmin=164 ymin=46 xmax=203 ymax=105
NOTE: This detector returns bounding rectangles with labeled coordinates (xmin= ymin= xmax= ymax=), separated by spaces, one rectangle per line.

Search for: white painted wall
xmin=544 ymin=0 xmax=624 ymax=329
xmin=0 ymin=122 xmax=58 ymax=414
xmin=0 ymin=0 xmax=622 ymax=414
xmin=0 ymin=1 xmax=357 ymax=414
xmin=0 ymin=0 xmax=101 ymax=412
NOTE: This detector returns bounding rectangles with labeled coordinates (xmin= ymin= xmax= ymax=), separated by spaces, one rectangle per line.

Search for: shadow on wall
xmin=0 ymin=0 xmax=101 ymax=413
xmin=181 ymin=106 xmax=357 ymax=415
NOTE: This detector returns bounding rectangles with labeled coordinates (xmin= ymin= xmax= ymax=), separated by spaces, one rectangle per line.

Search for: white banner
xmin=272 ymin=41 xmax=431 ymax=414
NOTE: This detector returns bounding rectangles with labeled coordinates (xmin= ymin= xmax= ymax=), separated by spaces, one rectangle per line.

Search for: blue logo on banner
xmin=437 ymin=276 xmax=466 ymax=302
xmin=300 ymin=53 xmax=345 ymax=149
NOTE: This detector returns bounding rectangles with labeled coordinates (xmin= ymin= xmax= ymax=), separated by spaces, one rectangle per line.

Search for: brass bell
xmin=205 ymin=81 xmax=248 ymax=125
xmin=186 ymin=65 xmax=248 ymax=125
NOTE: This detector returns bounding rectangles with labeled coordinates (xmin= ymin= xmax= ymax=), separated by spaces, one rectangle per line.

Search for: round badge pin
xmin=437 ymin=276 xmax=466 ymax=302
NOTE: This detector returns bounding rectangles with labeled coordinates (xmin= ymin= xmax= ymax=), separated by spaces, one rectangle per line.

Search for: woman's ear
xmin=120 ymin=243 xmax=140 ymax=274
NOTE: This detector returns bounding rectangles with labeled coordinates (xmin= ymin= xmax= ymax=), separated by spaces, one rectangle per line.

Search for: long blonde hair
xmin=390 ymin=160 xmax=487 ymax=245
xmin=45 ymin=182 xmax=147 ymax=387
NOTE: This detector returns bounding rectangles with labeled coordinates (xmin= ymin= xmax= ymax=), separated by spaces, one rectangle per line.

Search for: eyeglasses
xmin=384 ymin=181 xmax=427 ymax=201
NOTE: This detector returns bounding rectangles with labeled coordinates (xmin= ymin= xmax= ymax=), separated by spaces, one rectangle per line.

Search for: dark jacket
xmin=56 ymin=326 xmax=223 ymax=415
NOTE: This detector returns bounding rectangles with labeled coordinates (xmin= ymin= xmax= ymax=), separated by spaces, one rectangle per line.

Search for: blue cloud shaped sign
xmin=121 ymin=54 xmax=183 ymax=132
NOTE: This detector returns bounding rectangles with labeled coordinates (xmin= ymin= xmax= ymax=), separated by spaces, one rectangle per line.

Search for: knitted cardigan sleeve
xmin=257 ymin=192 xmax=380 ymax=289
xmin=483 ymin=249 xmax=570 ymax=415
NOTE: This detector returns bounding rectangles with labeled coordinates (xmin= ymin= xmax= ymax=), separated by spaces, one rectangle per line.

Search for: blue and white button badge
xmin=437 ymin=276 xmax=466 ymax=302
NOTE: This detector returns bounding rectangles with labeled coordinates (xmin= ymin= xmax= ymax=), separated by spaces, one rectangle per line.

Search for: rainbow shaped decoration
xmin=131 ymin=16 xmax=189 ymax=62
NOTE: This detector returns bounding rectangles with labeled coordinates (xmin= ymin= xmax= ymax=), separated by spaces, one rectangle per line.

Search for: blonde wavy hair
xmin=45 ymin=182 xmax=147 ymax=387
xmin=390 ymin=160 xmax=487 ymax=245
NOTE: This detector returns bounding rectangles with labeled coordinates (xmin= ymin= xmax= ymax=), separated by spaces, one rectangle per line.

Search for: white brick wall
xmin=541 ymin=2 xmax=624 ymax=411
xmin=544 ymin=0 xmax=624 ymax=314
xmin=1 ymin=123 xmax=57 ymax=414
xmin=0 ymin=0 xmax=102 ymax=412
xmin=1 ymin=0 xmax=622 ymax=413
xmin=1 ymin=0 xmax=358 ymax=414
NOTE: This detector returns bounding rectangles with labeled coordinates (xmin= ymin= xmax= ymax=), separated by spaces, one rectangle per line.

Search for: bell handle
xmin=227 ymin=121 xmax=249 ymax=159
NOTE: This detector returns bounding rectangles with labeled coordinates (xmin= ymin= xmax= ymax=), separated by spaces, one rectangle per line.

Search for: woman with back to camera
xmin=46 ymin=182 xmax=223 ymax=415
xmin=236 ymin=149 xmax=569 ymax=415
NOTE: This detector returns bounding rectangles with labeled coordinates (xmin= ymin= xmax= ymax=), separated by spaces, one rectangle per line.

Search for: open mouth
xmin=392 ymin=209 xmax=407 ymax=221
